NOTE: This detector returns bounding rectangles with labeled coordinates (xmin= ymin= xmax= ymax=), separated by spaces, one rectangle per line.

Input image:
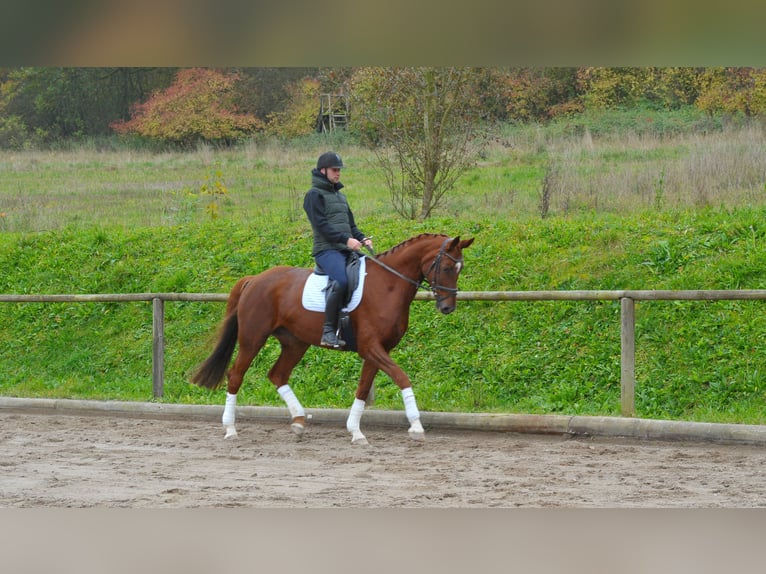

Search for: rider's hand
xmin=347 ymin=237 xmax=373 ymax=251
xmin=347 ymin=237 xmax=362 ymax=251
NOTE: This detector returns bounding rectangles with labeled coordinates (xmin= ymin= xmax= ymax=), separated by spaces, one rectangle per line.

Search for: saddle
xmin=304 ymin=252 xmax=365 ymax=351
xmin=301 ymin=255 xmax=366 ymax=314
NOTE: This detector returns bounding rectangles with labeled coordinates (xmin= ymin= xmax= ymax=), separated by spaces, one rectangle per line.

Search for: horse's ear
xmin=449 ymin=236 xmax=474 ymax=251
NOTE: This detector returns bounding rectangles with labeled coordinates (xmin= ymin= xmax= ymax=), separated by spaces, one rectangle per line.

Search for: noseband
xmin=365 ymin=238 xmax=462 ymax=304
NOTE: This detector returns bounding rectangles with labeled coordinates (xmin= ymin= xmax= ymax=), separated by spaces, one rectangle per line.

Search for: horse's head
xmin=423 ymin=236 xmax=474 ymax=314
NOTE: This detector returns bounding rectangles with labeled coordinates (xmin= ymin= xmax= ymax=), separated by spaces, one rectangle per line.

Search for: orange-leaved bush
xmin=111 ymin=68 xmax=262 ymax=146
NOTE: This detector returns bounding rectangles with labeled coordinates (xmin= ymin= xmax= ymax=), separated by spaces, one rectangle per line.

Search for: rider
xmin=303 ymin=151 xmax=373 ymax=348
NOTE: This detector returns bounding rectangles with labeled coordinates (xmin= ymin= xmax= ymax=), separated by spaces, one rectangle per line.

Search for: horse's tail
xmin=190 ymin=278 xmax=247 ymax=390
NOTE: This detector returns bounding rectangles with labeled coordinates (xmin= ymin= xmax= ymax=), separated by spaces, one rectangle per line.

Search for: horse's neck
xmin=378 ymin=249 xmax=424 ymax=283
xmin=371 ymin=255 xmax=420 ymax=311
xmin=375 ymin=238 xmax=443 ymax=293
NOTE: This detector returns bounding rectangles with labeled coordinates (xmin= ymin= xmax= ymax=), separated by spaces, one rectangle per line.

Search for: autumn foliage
xmin=4 ymin=66 xmax=766 ymax=151
xmin=111 ymin=68 xmax=262 ymax=146
xmin=264 ymin=77 xmax=321 ymax=138
xmin=695 ymin=68 xmax=766 ymax=117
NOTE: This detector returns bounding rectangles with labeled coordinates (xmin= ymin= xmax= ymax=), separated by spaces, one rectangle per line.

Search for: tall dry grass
xmin=542 ymin=122 xmax=766 ymax=214
xmin=0 ymin=140 xmax=374 ymax=232
xmin=2 ymin=120 xmax=765 ymax=232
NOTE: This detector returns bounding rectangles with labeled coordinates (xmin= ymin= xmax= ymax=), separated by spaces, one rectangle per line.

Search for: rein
xmin=363 ymin=238 xmax=461 ymax=301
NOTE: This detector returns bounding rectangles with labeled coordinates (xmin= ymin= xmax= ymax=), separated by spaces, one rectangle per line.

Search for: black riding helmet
xmin=317 ymin=151 xmax=344 ymax=170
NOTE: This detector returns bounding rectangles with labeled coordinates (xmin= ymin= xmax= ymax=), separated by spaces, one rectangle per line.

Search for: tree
xmin=696 ymin=67 xmax=766 ymax=117
xmin=576 ymin=67 xmax=709 ymax=111
xmin=264 ymin=76 xmax=322 ymax=138
xmin=492 ymin=68 xmax=582 ymax=121
xmin=652 ymin=67 xmax=707 ymax=108
xmin=111 ymin=68 xmax=262 ymax=146
xmin=351 ymin=67 xmax=483 ymax=220
xmin=231 ymin=67 xmax=317 ymax=121
xmin=0 ymin=67 xmax=175 ymax=147
xmin=577 ymin=67 xmax=653 ymax=109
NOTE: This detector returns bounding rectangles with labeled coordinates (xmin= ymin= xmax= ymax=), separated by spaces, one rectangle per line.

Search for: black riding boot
xmin=321 ymin=280 xmax=346 ymax=348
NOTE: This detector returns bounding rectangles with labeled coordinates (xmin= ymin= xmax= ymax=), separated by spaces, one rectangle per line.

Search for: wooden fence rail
xmin=4 ymin=290 xmax=766 ymax=415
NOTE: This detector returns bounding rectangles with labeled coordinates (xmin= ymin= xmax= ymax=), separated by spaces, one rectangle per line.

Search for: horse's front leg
xmin=364 ymin=346 xmax=425 ymax=442
xmin=347 ymin=360 xmax=378 ymax=445
xmin=402 ymin=386 xmax=425 ymax=441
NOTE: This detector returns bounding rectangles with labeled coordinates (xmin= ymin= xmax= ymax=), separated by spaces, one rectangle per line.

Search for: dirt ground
xmin=2 ymin=410 xmax=766 ymax=508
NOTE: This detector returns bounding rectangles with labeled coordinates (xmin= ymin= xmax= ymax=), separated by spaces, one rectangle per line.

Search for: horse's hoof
xmin=408 ymin=429 xmax=425 ymax=442
xmin=408 ymin=418 xmax=425 ymax=441
xmin=224 ymin=425 xmax=238 ymax=439
xmin=350 ymin=430 xmax=368 ymax=446
xmin=291 ymin=422 xmax=305 ymax=437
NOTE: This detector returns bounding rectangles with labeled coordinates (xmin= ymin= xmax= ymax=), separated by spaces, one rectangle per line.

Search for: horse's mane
xmin=376 ymin=233 xmax=450 ymax=258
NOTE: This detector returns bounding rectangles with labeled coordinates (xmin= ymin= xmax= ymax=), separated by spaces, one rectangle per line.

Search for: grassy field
xmin=2 ymin=109 xmax=766 ymax=424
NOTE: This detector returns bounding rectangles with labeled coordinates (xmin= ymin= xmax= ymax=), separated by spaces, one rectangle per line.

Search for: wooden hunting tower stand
xmin=317 ymin=92 xmax=349 ymax=133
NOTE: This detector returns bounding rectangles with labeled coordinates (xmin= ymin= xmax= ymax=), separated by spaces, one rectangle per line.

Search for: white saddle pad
xmin=301 ymin=256 xmax=366 ymax=313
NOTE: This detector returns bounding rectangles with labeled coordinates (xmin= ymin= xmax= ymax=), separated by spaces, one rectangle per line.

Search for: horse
xmin=190 ymin=233 xmax=474 ymax=445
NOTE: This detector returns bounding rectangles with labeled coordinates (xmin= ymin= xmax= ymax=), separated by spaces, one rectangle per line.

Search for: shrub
xmin=0 ymin=114 xmax=30 ymax=149
xmin=264 ymin=77 xmax=322 ymax=138
xmin=111 ymin=68 xmax=263 ymax=147
xmin=696 ymin=68 xmax=766 ymax=117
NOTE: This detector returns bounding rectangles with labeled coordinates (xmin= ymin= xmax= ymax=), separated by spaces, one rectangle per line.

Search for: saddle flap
xmin=344 ymin=253 xmax=361 ymax=301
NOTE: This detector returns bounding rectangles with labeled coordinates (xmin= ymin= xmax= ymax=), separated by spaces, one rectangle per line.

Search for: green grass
xmin=2 ymin=111 xmax=766 ymax=424
xmin=3 ymin=210 xmax=766 ymax=424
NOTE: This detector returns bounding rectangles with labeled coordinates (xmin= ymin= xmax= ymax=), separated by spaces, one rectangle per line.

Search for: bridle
xmin=364 ymin=237 xmax=462 ymax=304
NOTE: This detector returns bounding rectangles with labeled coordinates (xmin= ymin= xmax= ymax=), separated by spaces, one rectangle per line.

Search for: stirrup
xmin=321 ymin=330 xmax=346 ymax=348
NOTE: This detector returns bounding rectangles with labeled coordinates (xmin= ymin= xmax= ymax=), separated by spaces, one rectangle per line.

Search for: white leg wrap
xmin=222 ymin=392 xmax=238 ymax=439
xmin=401 ymin=387 xmax=420 ymax=423
xmin=346 ymin=398 xmax=366 ymax=432
xmin=402 ymin=387 xmax=425 ymax=441
xmin=346 ymin=398 xmax=368 ymax=445
xmin=222 ymin=392 xmax=237 ymax=426
xmin=277 ymin=385 xmax=305 ymax=419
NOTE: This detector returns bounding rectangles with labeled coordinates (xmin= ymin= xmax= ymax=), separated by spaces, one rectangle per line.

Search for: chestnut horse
xmin=191 ymin=233 xmax=474 ymax=445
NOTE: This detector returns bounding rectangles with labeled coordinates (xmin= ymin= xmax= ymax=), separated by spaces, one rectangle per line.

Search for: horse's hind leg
xmin=269 ymin=335 xmax=310 ymax=437
xmin=222 ymin=335 xmax=268 ymax=439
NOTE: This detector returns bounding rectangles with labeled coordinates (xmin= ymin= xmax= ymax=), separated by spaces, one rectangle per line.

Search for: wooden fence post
xmin=152 ymin=297 xmax=165 ymax=398
xmin=620 ymin=297 xmax=636 ymax=417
